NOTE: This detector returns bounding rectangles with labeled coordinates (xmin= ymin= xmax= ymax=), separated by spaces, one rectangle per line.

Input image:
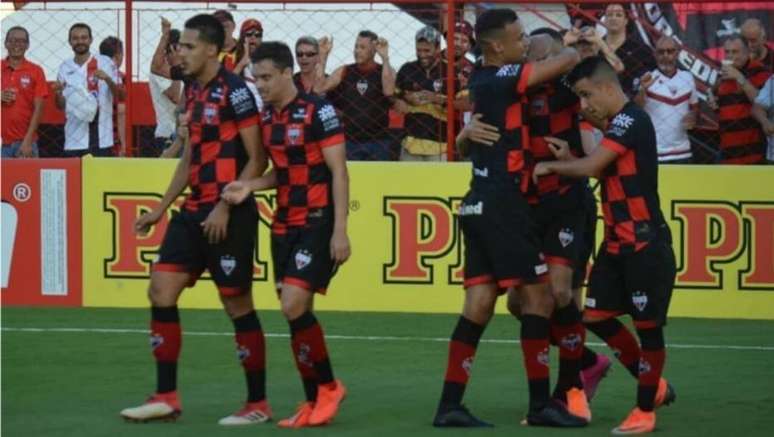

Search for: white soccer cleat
xmin=218 ymin=400 xmax=272 ymax=426
xmin=120 ymin=392 xmax=181 ymax=422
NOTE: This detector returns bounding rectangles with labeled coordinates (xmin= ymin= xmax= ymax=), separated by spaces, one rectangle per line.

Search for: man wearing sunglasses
xmin=634 ymin=36 xmax=698 ymax=164
xmin=294 ymin=36 xmax=323 ymax=94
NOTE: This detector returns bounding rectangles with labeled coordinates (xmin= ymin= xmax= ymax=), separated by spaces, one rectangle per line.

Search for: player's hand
xmin=221 ymin=181 xmax=252 ymax=205
xmin=330 ymin=228 xmax=351 ymax=265
xmin=52 ymin=81 xmax=65 ymax=94
xmin=544 ymin=136 xmax=572 ymax=160
xmin=161 ymin=17 xmax=172 ymax=36
xmin=532 ymin=162 xmax=553 ymax=184
xmin=464 ymin=114 xmax=500 ymax=146
xmin=763 ymin=120 xmax=774 ymax=136
xmin=135 ymin=209 xmax=164 ymax=235
xmin=176 ymin=112 xmax=189 ymax=141
xmin=563 ymin=28 xmax=582 ymax=46
xmin=721 ymin=64 xmax=743 ymax=82
xmin=319 ymin=36 xmax=333 ymax=56
xmin=94 ymin=69 xmax=110 ymax=81
xmin=375 ymin=38 xmax=389 ymax=61
xmin=201 ymin=202 xmax=230 ymax=244
xmin=17 ymin=138 xmax=35 ymax=158
xmin=581 ymin=27 xmax=603 ymax=46
xmin=681 ymin=111 xmax=697 ymax=130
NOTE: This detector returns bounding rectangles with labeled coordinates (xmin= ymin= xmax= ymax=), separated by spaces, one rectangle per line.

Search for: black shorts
xmin=271 ymin=219 xmax=337 ymax=294
xmin=153 ymin=201 xmax=258 ymax=296
xmin=573 ymin=185 xmax=598 ymax=289
xmin=585 ymin=235 xmax=676 ymax=327
xmin=461 ymin=189 xmax=548 ymax=290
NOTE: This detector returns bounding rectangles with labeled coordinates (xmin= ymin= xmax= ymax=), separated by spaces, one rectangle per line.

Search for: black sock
xmin=580 ymin=346 xmax=598 ymax=370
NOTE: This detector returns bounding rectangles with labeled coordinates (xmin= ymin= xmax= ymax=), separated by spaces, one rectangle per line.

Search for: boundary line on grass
xmin=3 ymin=326 xmax=774 ymax=351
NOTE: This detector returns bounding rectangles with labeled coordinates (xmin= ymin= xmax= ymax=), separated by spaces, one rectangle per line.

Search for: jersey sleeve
xmin=311 ymin=100 xmax=345 ymax=148
xmin=227 ymin=81 xmax=259 ymax=129
xmin=750 ymin=67 xmax=772 ymax=89
xmin=396 ymin=64 xmax=411 ymax=94
xmin=600 ymin=110 xmax=640 ymax=156
xmin=514 ymin=63 xmax=533 ymax=95
xmin=33 ymin=65 xmax=49 ymax=99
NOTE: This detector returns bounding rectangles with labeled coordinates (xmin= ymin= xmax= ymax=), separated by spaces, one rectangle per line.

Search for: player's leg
xmin=612 ymin=240 xmax=677 ymax=435
xmin=433 ymin=283 xmax=498 ymax=428
xmin=121 ymin=212 xmax=201 ymax=422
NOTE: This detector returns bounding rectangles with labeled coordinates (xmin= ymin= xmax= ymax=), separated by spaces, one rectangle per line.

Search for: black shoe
xmin=526 ymin=400 xmax=588 ymax=428
xmin=433 ymin=403 xmax=494 ymax=428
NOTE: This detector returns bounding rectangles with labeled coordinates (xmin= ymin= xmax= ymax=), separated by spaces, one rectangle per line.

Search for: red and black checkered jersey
xmin=717 ymin=59 xmax=770 ymax=164
xmin=467 ymin=62 xmax=534 ymax=196
xmin=260 ymin=92 xmax=346 ymax=234
xmin=598 ymin=101 xmax=666 ymax=255
xmin=527 ymin=76 xmax=585 ymax=203
xmin=183 ymin=65 xmax=259 ymax=212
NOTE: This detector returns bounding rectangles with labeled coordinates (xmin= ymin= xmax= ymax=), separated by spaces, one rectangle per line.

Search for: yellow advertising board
xmin=82 ymin=159 xmax=774 ymax=319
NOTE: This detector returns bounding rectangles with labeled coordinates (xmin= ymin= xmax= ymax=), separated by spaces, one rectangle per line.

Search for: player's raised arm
xmin=525 ymin=40 xmax=580 ymax=89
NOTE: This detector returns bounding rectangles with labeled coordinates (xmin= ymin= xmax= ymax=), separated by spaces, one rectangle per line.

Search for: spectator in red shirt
xmin=213 ymin=9 xmax=238 ymax=71
xmin=1 ymin=26 xmax=47 ymax=158
xmin=741 ymin=18 xmax=773 ymax=72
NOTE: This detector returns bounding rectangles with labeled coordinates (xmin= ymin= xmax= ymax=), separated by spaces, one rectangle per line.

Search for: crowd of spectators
xmin=1 ymin=4 xmax=772 ymax=164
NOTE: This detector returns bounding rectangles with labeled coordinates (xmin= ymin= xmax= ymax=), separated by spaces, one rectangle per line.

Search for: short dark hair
xmin=212 ymin=9 xmax=235 ymax=24
xmin=530 ymin=27 xmax=562 ymax=43
xmin=99 ymin=36 xmax=123 ymax=58
xmin=5 ymin=26 xmax=29 ymax=42
xmin=69 ymin=23 xmax=92 ymax=39
xmin=358 ymin=30 xmax=378 ymax=42
xmin=566 ymin=56 xmax=619 ymax=87
xmin=724 ymin=34 xmax=749 ymax=50
xmin=474 ymin=8 xmax=518 ymax=42
xmin=251 ymin=41 xmax=294 ymax=72
xmin=185 ymin=14 xmax=225 ymax=52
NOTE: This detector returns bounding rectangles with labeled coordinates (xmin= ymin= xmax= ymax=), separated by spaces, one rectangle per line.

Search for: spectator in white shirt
xmin=53 ymin=23 xmax=121 ymax=157
xmin=149 ymin=17 xmax=183 ymax=157
xmin=752 ymin=76 xmax=774 ymax=164
xmin=635 ymin=36 xmax=698 ymax=163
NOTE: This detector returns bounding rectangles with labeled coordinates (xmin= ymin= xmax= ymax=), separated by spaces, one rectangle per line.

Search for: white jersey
xmin=642 ymin=68 xmax=697 ymax=162
xmin=242 ymin=67 xmax=263 ymax=111
xmin=148 ymin=73 xmax=178 ymax=139
xmin=57 ymin=53 xmax=119 ymax=151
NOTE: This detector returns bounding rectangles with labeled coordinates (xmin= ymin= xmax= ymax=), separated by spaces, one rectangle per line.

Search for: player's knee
xmin=147 ymin=282 xmax=176 ymax=307
xmin=551 ymin=286 xmax=573 ymax=307
xmin=280 ymin=297 xmax=306 ymax=320
xmin=220 ymin=294 xmax=254 ymax=319
xmin=463 ymin=298 xmax=494 ymax=325
xmin=506 ymin=291 xmax=522 ymax=318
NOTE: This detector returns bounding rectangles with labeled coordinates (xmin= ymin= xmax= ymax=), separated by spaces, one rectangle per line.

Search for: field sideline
xmin=3 ymin=307 xmax=774 ymax=436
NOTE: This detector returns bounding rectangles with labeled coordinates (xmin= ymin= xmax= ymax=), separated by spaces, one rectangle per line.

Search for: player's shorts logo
xmin=220 ymin=255 xmax=236 ymax=276
xmin=295 ymin=249 xmax=312 ymax=270
xmin=458 ymin=201 xmax=483 ymax=216
xmin=632 ymin=291 xmax=648 ymax=312
xmin=356 ymin=79 xmax=369 ymax=95
xmin=558 ymin=228 xmax=574 ymax=248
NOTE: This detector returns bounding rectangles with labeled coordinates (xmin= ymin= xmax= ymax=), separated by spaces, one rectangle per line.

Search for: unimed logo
xmin=103 ymin=193 xmax=273 ymax=280
xmin=672 ymin=201 xmax=774 ymax=290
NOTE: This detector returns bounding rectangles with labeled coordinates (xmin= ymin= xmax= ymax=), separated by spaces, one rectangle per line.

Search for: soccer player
xmin=534 ymin=56 xmax=677 ymax=434
xmin=432 ymin=9 xmax=586 ymax=428
xmin=120 ymin=14 xmax=270 ymax=425
xmin=221 ymin=41 xmax=350 ymax=429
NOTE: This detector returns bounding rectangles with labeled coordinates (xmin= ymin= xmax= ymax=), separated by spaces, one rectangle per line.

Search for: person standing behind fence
xmin=710 ymin=35 xmax=770 ymax=164
xmin=601 ymin=3 xmax=656 ymax=97
xmin=741 ymin=18 xmax=773 ymax=73
xmin=752 ymin=76 xmax=774 ymax=164
xmin=1 ymin=26 xmax=47 ymax=158
xmin=315 ymin=31 xmax=396 ymax=161
xmin=294 ymin=36 xmax=324 ymax=94
xmin=233 ymin=18 xmax=263 ymax=109
xmin=396 ymin=26 xmax=450 ymax=162
xmin=149 ymin=17 xmax=183 ymax=157
xmin=54 ymin=23 xmax=121 ymax=157
xmin=213 ymin=9 xmax=239 ymax=71
xmin=634 ymin=36 xmax=699 ymax=164
xmin=99 ymin=36 xmax=127 ymax=156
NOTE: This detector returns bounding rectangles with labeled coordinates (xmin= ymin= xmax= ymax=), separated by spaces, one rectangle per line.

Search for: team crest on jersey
xmin=462 ymin=356 xmax=474 ymax=376
xmin=638 ymin=358 xmax=651 ymax=375
xmin=356 ymin=79 xmax=369 ymax=95
xmin=220 ymin=255 xmax=236 ymax=276
xmin=632 ymin=290 xmax=648 ymax=312
xmin=433 ymin=79 xmax=443 ymax=93
xmin=295 ymin=249 xmax=312 ymax=270
xmin=150 ymin=333 xmax=164 ymax=349
xmin=19 ymin=75 xmax=31 ymax=88
xmin=668 ymin=85 xmax=678 ymax=96
xmin=537 ymin=347 xmax=550 ymax=366
xmin=287 ymin=126 xmax=302 ymax=144
xmin=204 ymin=105 xmax=218 ymax=123
xmin=558 ymin=228 xmax=574 ymax=248
xmin=560 ymin=333 xmax=582 ymax=351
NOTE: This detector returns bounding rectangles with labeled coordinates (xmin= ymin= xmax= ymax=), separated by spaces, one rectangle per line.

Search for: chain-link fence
xmin=2 ymin=1 xmax=772 ymax=164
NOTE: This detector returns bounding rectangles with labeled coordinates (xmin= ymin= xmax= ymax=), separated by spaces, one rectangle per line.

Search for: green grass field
xmin=3 ymin=307 xmax=774 ymax=436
